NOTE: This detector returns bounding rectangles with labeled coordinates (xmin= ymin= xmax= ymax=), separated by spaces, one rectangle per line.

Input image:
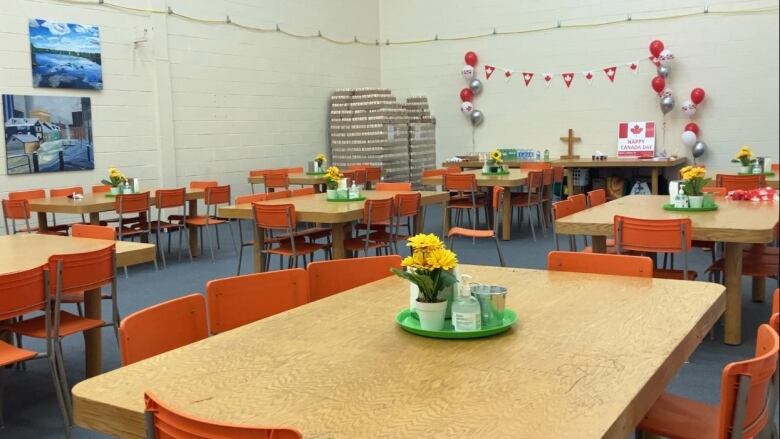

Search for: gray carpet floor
xmin=2 ymin=204 xmax=778 ymax=438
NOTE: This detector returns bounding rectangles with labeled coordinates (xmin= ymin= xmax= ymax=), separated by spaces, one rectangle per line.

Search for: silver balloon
xmin=470 ymin=109 xmax=484 ymax=126
xmin=469 ymin=79 xmax=483 ymax=95
xmin=657 ymin=65 xmax=671 ymax=78
xmin=692 ymin=141 xmax=707 ymax=158
xmin=660 ymin=96 xmax=675 ymax=114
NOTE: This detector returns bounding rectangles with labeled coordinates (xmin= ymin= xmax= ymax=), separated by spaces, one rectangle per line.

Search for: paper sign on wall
xmin=617 ymin=121 xmax=655 ymax=158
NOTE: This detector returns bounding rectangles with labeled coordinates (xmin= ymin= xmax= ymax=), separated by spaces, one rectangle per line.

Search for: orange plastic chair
xmin=91 ymin=184 xmax=111 ymax=194
xmin=8 ymin=188 xmax=46 ymax=201
xmin=344 ymin=198 xmax=395 ymax=256
xmin=264 ymin=172 xmax=290 ymax=193
xmin=586 ymin=189 xmax=606 ymax=207
xmin=285 ymin=167 xmax=305 ymax=174
xmin=234 ymin=193 xmax=268 ymax=274
xmin=144 ymin=391 xmax=302 ymax=439
xmin=2 ymin=199 xmax=34 ymax=234
xmin=448 ymin=186 xmax=505 ymax=266
xmin=350 ymin=165 xmax=381 ymax=188
xmin=119 ymin=294 xmax=208 ymax=366
xmin=71 ymin=223 xmax=116 ymax=240
xmin=568 ymin=193 xmax=587 ymax=213
xmin=206 ymin=269 xmax=309 ymax=334
xmin=341 ymin=169 xmax=367 ymax=187
xmin=551 ymin=200 xmax=577 ymax=251
xmin=773 ymin=288 xmax=779 ymax=315
xmin=49 ymin=186 xmax=87 ymax=226
xmin=510 ymin=171 xmax=544 ymax=241
xmin=115 ymin=192 xmax=153 ymax=241
xmin=375 ymin=182 xmax=412 ymax=191
xmin=614 ymin=215 xmax=695 ymax=281
xmin=547 ymin=251 xmax=653 ymax=277
xmin=152 ymin=188 xmax=191 ymax=268
xmin=291 ymin=187 xmax=316 ymax=197
xmin=186 ymin=185 xmax=236 ymax=261
xmin=716 ymin=174 xmax=766 ymax=191
xmin=701 ymin=186 xmax=727 ymax=196
xmin=190 ymin=180 xmax=218 ymax=190
xmin=363 ymin=193 xmax=421 ymax=253
xmin=307 ymin=255 xmax=402 ymax=301
xmin=519 ymin=162 xmax=552 ymax=169
xmin=252 ymin=203 xmax=326 ymax=270
xmin=7 ymin=189 xmax=69 ymax=235
xmin=637 ymin=324 xmax=779 ymax=439
xmin=445 ymin=173 xmax=489 ymax=231
xmin=267 ymin=190 xmax=291 ymax=200
xmin=552 ymin=166 xmax=565 ymax=200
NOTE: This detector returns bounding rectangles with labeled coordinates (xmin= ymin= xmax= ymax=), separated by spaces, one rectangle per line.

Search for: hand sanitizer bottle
xmin=348 ymin=182 xmax=359 ymax=199
xmin=673 ymin=187 xmax=687 ymax=208
xmin=452 ymin=282 xmax=481 ymax=332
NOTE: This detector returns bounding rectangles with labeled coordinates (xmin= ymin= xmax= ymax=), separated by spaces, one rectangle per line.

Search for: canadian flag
xmin=562 ymin=72 xmax=574 ymax=88
xmin=603 ymin=66 xmax=617 ymax=82
xmin=627 ymin=61 xmax=639 ymax=75
xmin=543 ymin=73 xmax=553 ymax=87
xmin=522 ymin=72 xmax=534 ymax=86
xmin=504 ymin=70 xmax=513 ymax=80
xmin=485 ymin=65 xmax=496 ymax=79
xmin=582 ymin=71 xmax=594 ymax=85
xmin=617 ymin=121 xmax=656 ymax=158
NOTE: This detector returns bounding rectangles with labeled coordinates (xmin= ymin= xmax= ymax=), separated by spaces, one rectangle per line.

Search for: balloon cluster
xmin=681 ymin=88 xmax=707 ymax=159
xmin=460 ymin=51 xmax=484 ymax=126
xmin=649 ymin=40 xmax=675 ymax=115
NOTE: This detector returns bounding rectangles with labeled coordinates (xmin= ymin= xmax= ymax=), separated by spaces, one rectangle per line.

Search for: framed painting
xmin=29 ymin=18 xmax=103 ymax=90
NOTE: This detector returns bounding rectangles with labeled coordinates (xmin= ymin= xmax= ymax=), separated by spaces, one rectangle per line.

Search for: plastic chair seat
xmin=6 ymin=311 xmax=104 ymax=338
xmin=343 ymin=237 xmax=388 ymax=251
xmin=0 ymin=340 xmax=37 ymax=366
xmin=510 ymin=193 xmax=542 ymax=205
xmin=637 ymin=392 xmax=719 ymax=439
xmin=149 ymin=220 xmax=184 ymax=230
xmin=653 ymin=268 xmax=698 ymax=281
xmin=265 ymin=241 xmax=326 ymax=256
xmin=185 ymin=216 xmax=227 ymax=226
xmin=58 ymin=291 xmax=112 ymax=304
xmin=448 ymin=227 xmax=495 ymax=239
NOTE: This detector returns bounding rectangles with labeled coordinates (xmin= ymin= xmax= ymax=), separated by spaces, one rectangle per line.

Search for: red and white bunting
xmin=543 ymin=73 xmax=553 ymax=87
xmin=582 ymin=71 xmax=594 ymax=85
xmin=504 ymin=70 xmax=513 ymax=80
xmin=562 ymin=72 xmax=574 ymax=88
xmin=484 ymin=65 xmax=496 ymax=79
xmin=603 ymin=66 xmax=617 ymax=82
xmin=522 ymin=72 xmax=534 ymax=86
xmin=627 ymin=61 xmax=639 ymax=75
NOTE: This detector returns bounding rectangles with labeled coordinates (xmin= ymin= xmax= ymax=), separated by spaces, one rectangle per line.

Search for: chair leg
xmin=207 ymin=225 xmax=216 ymax=262
xmin=527 ymin=207 xmax=536 ymax=241
xmin=227 ymin=221 xmax=238 ymax=256
xmin=76 ymin=302 xmax=83 ymax=317
xmin=237 ymin=245 xmax=245 ymax=275
xmin=494 ymin=237 xmax=506 ymax=267
xmin=54 ymin=340 xmax=73 ymax=424
xmin=157 ymin=230 xmax=167 ymax=270
xmin=47 ymin=355 xmax=71 ymax=432
xmin=123 ymin=266 xmax=129 ymax=279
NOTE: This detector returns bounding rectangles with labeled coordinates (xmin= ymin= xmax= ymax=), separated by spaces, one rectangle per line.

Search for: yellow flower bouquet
xmin=679 ymin=165 xmax=711 ymax=196
xmin=315 ymin=153 xmax=327 ymax=164
xmin=324 ymin=165 xmax=343 ymax=190
xmin=732 ymin=146 xmax=755 ymax=167
xmin=391 ymin=233 xmax=458 ymax=303
xmin=489 ymin=149 xmax=504 ymax=165
xmin=101 ymin=167 xmax=127 ymax=187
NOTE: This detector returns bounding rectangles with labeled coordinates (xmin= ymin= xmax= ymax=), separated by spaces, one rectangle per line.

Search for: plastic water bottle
xmin=543 ymin=149 xmax=550 ymax=162
xmin=535 ymin=150 xmax=541 ymax=161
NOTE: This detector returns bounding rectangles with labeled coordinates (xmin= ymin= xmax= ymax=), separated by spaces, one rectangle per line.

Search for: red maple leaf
xmin=630 ymin=124 xmax=643 ymax=134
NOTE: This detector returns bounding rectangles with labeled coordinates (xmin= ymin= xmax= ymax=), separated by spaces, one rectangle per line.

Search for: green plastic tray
xmin=662 ymin=203 xmax=718 ymax=212
xmin=306 ymin=172 xmax=327 ymax=176
xmin=481 ymin=171 xmax=510 ymax=176
xmin=738 ymin=172 xmax=775 ymax=177
xmin=395 ymin=308 xmax=517 ymax=339
xmin=326 ymin=196 xmax=366 ymax=202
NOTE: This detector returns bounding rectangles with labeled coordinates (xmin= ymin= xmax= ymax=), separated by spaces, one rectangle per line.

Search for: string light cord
xmin=47 ymin=0 xmax=778 ymax=47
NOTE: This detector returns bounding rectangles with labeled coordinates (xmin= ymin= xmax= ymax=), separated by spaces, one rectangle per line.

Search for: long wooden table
xmin=447 ymin=157 xmax=687 ymax=195
xmin=219 ymin=191 xmax=449 ymax=272
xmin=248 ymin=173 xmax=327 ymax=192
xmin=28 ymin=189 xmax=204 ymax=256
xmin=421 ymin=169 xmax=530 ymax=241
xmin=0 ymin=233 xmax=156 ymax=377
xmin=72 ymin=265 xmax=725 ymax=438
xmin=555 ymin=195 xmax=779 ymax=345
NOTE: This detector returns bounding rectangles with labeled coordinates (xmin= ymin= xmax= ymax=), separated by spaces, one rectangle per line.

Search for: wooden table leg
xmin=84 ymin=287 xmax=102 ymax=378
xmin=565 ymin=168 xmax=574 ymax=197
xmin=591 ymin=236 xmax=607 ymax=253
xmin=37 ymin=212 xmax=49 ymax=232
xmin=188 ymin=199 xmax=200 ymax=257
xmin=330 ymin=223 xmax=348 ymax=259
xmin=724 ymin=242 xmax=743 ymax=345
xmin=442 ymin=202 xmax=450 ymax=237
xmin=651 ymin=167 xmax=659 ymax=195
xmin=501 ymin=186 xmax=512 ymax=241
xmin=413 ymin=212 xmax=424 ymax=235
xmin=88 ymin=212 xmax=101 ymax=225
xmin=252 ymin=225 xmax=265 ymax=273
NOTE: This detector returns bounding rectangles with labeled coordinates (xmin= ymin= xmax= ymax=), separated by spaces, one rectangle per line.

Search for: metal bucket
xmin=470 ymin=285 xmax=508 ymax=328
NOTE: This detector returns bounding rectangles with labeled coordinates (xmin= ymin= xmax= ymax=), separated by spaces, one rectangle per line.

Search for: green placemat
xmin=306 ymin=172 xmax=327 ymax=176
xmin=662 ymin=203 xmax=718 ymax=212
xmin=481 ymin=171 xmax=510 ymax=176
xmin=395 ymin=308 xmax=518 ymax=339
xmin=738 ymin=171 xmax=775 ymax=176
xmin=326 ymin=196 xmax=366 ymax=202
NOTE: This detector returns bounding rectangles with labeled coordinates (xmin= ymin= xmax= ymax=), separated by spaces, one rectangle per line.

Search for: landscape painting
xmin=3 ymin=94 xmax=94 ymax=175
xmin=29 ymin=18 xmax=103 ymax=90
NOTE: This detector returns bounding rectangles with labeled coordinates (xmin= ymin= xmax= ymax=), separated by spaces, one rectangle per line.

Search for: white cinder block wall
xmin=379 ymin=0 xmax=779 ymax=172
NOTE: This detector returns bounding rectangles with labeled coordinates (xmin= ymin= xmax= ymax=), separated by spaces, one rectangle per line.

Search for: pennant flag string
xmin=484 ymin=55 xmax=655 ymax=87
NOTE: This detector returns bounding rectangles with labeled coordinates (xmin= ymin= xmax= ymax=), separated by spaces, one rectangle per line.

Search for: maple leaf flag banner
xmin=617 ymin=121 xmax=655 ymax=158
xmin=485 ymin=65 xmax=496 ymax=79
xmin=522 ymin=72 xmax=534 ymax=86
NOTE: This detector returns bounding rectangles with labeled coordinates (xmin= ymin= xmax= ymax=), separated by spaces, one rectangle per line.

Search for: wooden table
xmin=555 ymin=195 xmax=779 ymax=345
xmin=248 ymin=173 xmax=327 ymax=192
xmin=219 ymin=191 xmax=449 ymax=272
xmin=421 ymin=169 xmax=530 ymax=241
xmin=447 ymin=157 xmax=687 ymax=196
xmin=28 ymin=189 xmax=204 ymax=256
xmin=72 ymin=265 xmax=725 ymax=439
xmin=0 ymin=234 xmax=156 ymax=377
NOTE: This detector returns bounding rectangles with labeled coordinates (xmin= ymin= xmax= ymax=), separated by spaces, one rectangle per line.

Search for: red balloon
xmin=460 ymin=88 xmax=474 ymax=102
xmin=684 ymin=123 xmax=700 ymax=135
xmin=691 ymin=88 xmax=706 ymax=105
xmin=649 ymin=40 xmax=664 ymax=57
xmin=651 ymin=75 xmax=666 ymax=94
xmin=464 ymin=51 xmax=478 ymax=67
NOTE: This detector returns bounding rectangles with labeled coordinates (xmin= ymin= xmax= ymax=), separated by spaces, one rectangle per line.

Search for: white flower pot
xmin=740 ymin=165 xmax=751 ymax=174
xmin=415 ymin=300 xmax=447 ymax=331
xmin=688 ymin=195 xmax=704 ymax=208
xmin=409 ymin=283 xmax=420 ymax=314
xmin=109 ymin=187 xmax=119 ymax=195
xmin=326 ymin=189 xmax=337 ymax=200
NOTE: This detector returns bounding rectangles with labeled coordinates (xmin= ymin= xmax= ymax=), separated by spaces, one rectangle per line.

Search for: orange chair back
xmin=492 ymin=186 xmax=504 ymax=211
xmin=547 ymin=251 xmax=653 ymax=278
xmin=190 ymin=180 xmax=218 ymax=190
xmin=267 ymin=190 xmax=291 ymax=200
xmin=772 ymin=288 xmax=779 ymax=315
xmin=235 ymin=193 xmax=267 ymax=205
xmin=253 ymin=203 xmax=296 ymax=232
xmin=9 ymin=189 xmax=45 ymax=200
xmin=308 ymin=256 xmax=402 ymax=301
xmin=155 ymin=188 xmax=186 ymax=209
xmin=363 ymin=198 xmax=394 ymax=225
xmin=350 ymin=165 xmax=381 ymax=182
xmin=717 ymin=324 xmax=779 ymax=438
xmin=285 ymin=167 xmax=304 ymax=174
xmin=291 ymin=187 xmax=315 ymax=197
xmin=119 ymin=294 xmax=208 ymax=366
xmin=614 ymin=215 xmax=692 ymax=254
xmin=444 ymin=173 xmax=477 ymax=192
xmin=542 ymin=168 xmax=554 ymax=185
xmin=395 ymin=193 xmax=421 ymax=218
xmin=519 ymin=162 xmax=552 ymax=170
xmin=48 ymin=245 xmax=115 ymax=295
xmin=445 ymin=165 xmax=462 ymax=173
xmin=205 ymin=185 xmax=231 ymax=205
xmin=264 ymin=172 xmax=289 ymax=191
xmin=0 ymin=264 xmax=48 ymax=320
xmin=771 ymin=313 xmax=779 ymax=333
xmin=716 ymin=174 xmax=766 ymax=191
xmin=587 ymin=189 xmax=606 ymax=207
xmin=568 ymin=194 xmax=587 ymax=213
xmin=552 ymin=166 xmax=564 ymax=184
xmin=249 ymin=169 xmax=266 ymax=177
xmin=2 ymin=199 xmax=31 ymax=221
xmin=92 ymin=185 xmax=111 ymax=194
xmin=526 ymin=171 xmax=543 ymax=192
xmin=49 ymin=186 xmax=84 ymax=198
xmin=421 ymin=168 xmax=447 ymax=178
xmin=376 ymin=182 xmax=412 ymax=191
xmin=206 ymin=269 xmax=309 ymax=334
xmin=701 ymin=186 xmax=727 ymax=196
xmin=341 ymin=169 xmax=367 ymax=186
xmin=551 ymin=200 xmax=575 ymax=221
xmin=144 ymin=391 xmax=303 ymax=439
xmin=115 ymin=192 xmax=151 ymax=215
xmin=71 ymin=224 xmax=116 ymax=240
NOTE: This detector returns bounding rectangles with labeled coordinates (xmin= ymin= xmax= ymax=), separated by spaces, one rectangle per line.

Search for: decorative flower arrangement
xmin=315 ymin=153 xmax=327 ymax=165
xmin=679 ymin=166 xmax=711 ymax=196
xmin=392 ymin=233 xmax=458 ymax=304
xmin=488 ymin=149 xmax=504 ymax=165
xmin=324 ymin=166 xmax=343 ymax=190
xmin=732 ymin=146 xmax=755 ymax=167
xmin=101 ymin=167 xmax=127 ymax=187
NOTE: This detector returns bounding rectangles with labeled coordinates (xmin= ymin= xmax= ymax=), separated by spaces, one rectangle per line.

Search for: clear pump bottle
xmin=452 ymin=281 xmax=481 ymax=332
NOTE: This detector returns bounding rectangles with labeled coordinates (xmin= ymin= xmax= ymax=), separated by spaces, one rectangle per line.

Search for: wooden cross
xmin=559 ymin=129 xmax=581 ymax=159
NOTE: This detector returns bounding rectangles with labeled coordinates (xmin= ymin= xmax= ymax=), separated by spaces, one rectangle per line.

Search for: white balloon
xmin=681 ymin=99 xmax=697 ymax=117
xmin=461 ymin=65 xmax=475 ymax=80
xmin=660 ymin=88 xmax=673 ymax=99
xmin=460 ymin=101 xmax=474 ymax=115
xmin=681 ymin=130 xmax=698 ymax=147
xmin=658 ymin=49 xmax=675 ymax=67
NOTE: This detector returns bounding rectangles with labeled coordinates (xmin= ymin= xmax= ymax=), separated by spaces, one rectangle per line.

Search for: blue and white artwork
xmin=29 ymin=18 xmax=103 ymax=90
